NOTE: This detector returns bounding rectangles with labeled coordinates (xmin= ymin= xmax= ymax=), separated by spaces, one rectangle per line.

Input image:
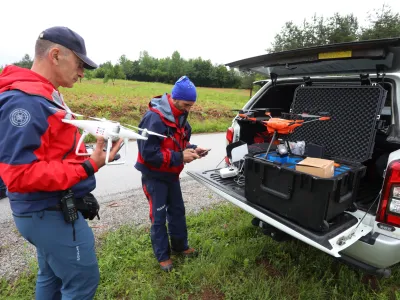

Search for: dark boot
xmin=159 ymin=259 xmax=173 ymax=272
xmin=179 ymin=248 xmax=198 ymax=258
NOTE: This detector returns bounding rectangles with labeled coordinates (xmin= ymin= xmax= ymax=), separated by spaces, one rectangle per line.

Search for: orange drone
xmin=238 ymin=111 xmax=331 ymax=154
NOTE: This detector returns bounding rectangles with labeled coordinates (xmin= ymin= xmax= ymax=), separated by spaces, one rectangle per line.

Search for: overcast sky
xmin=1 ymin=0 xmax=399 ymax=68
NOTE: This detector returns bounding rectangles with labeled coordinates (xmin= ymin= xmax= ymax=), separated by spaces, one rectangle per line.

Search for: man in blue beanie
xmin=135 ymin=76 xmax=209 ymax=272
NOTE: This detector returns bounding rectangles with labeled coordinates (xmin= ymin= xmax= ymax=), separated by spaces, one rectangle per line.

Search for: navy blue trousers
xmin=141 ymin=176 xmax=188 ymax=262
xmin=0 ymin=176 xmax=6 ymax=199
xmin=0 ymin=176 xmax=5 ymax=191
xmin=13 ymin=210 xmax=100 ymax=300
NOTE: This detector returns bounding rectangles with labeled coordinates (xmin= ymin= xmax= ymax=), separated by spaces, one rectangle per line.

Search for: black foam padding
xmin=288 ymin=85 xmax=387 ymax=163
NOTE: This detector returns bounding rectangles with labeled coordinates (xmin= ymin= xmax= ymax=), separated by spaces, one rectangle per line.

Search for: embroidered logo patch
xmin=9 ymin=108 xmax=31 ymax=127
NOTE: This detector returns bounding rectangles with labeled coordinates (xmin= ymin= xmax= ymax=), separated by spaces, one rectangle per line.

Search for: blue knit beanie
xmin=171 ymin=76 xmax=197 ymax=102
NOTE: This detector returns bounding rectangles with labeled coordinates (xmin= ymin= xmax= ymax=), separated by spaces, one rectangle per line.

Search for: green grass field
xmin=59 ymin=79 xmax=251 ymax=134
xmin=2 ymin=203 xmax=400 ymax=300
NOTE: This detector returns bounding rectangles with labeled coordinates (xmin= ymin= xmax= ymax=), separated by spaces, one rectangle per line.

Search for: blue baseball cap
xmin=171 ymin=76 xmax=197 ymax=102
xmin=38 ymin=26 xmax=98 ymax=70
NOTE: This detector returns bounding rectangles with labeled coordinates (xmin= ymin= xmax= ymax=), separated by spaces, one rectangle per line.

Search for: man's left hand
xmin=195 ymin=147 xmax=209 ymax=158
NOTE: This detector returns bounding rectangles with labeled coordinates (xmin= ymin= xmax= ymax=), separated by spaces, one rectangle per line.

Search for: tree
xmin=268 ymin=13 xmax=359 ymax=52
xmin=13 ymin=54 xmax=33 ymax=69
xmin=103 ymin=64 xmax=125 ymax=85
xmin=84 ymin=70 xmax=94 ymax=81
xmin=268 ymin=4 xmax=400 ymax=53
xmin=169 ymin=51 xmax=185 ymax=83
xmin=118 ymin=55 xmax=136 ymax=80
xmin=360 ymin=4 xmax=400 ymax=40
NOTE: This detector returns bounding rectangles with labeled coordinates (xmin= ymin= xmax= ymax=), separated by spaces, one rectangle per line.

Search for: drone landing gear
xmin=105 ymin=137 xmax=127 ymax=165
xmin=75 ymin=130 xmax=127 ymax=165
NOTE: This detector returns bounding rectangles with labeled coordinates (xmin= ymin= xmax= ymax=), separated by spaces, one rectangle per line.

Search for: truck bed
xmin=187 ymin=169 xmax=359 ymax=251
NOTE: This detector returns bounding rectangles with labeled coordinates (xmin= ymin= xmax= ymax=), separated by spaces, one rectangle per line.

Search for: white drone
xmin=52 ymin=107 xmax=166 ymax=165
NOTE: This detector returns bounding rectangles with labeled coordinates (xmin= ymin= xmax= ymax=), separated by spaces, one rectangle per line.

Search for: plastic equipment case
xmin=244 ymin=84 xmax=387 ymax=232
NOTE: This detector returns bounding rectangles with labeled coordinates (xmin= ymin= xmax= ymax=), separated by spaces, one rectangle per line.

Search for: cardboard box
xmin=295 ymin=157 xmax=334 ymax=178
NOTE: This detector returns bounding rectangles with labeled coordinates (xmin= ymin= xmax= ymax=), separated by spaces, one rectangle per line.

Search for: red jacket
xmin=0 ymin=65 xmax=98 ymax=213
xmin=135 ymin=93 xmax=197 ymax=181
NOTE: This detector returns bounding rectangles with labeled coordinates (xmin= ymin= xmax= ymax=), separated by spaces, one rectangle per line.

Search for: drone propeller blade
xmin=298 ymin=113 xmax=323 ymax=118
xmin=49 ymin=107 xmax=84 ymax=117
xmin=89 ymin=116 xmax=121 ymax=124
xmin=145 ymin=130 xmax=167 ymax=138
xmin=89 ymin=116 xmax=107 ymax=121
xmin=123 ymin=124 xmax=167 ymax=138
xmin=123 ymin=124 xmax=140 ymax=130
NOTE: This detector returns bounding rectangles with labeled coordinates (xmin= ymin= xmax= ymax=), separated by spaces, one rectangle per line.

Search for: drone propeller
xmin=88 ymin=116 xmax=116 ymax=122
xmin=123 ymin=124 xmax=167 ymax=138
xmin=49 ymin=107 xmax=84 ymax=117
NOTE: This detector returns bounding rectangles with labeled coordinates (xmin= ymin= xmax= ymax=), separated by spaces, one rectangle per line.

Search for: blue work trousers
xmin=141 ymin=176 xmax=189 ymax=262
xmin=0 ymin=176 xmax=5 ymax=191
xmin=13 ymin=210 xmax=100 ymax=300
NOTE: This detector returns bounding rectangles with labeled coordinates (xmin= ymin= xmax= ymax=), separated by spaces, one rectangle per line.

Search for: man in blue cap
xmin=0 ymin=26 xmax=122 ymax=299
xmin=135 ymin=76 xmax=209 ymax=272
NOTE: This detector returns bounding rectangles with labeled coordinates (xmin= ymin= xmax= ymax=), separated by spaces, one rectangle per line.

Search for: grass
xmin=2 ymin=203 xmax=400 ymax=300
xmin=59 ymin=78 xmax=250 ymax=135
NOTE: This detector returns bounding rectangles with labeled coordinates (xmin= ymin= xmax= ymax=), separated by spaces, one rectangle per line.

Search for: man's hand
xmin=195 ymin=147 xmax=209 ymax=157
xmin=90 ymin=137 xmax=124 ymax=169
xmin=183 ymin=148 xmax=200 ymax=163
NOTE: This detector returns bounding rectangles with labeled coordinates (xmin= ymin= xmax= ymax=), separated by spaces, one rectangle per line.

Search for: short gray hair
xmin=34 ymin=39 xmax=70 ymax=59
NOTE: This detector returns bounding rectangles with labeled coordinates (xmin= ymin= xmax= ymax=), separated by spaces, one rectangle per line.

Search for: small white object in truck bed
xmin=219 ymin=166 xmax=239 ymax=178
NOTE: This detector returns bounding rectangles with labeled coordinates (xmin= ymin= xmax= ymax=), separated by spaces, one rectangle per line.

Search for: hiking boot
xmin=159 ymin=259 xmax=173 ymax=272
xmin=173 ymin=248 xmax=198 ymax=258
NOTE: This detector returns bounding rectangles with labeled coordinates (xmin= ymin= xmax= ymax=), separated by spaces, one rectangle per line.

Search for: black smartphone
xmin=200 ymin=148 xmax=211 ymax=157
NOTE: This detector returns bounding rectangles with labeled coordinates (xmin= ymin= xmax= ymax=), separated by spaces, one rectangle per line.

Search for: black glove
xmin=76 ymin=193 xmax=100 ymax=220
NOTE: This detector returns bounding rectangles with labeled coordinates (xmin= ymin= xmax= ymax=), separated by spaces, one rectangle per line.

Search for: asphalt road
xmin=0 ymin=132 xmax=227 ymax=223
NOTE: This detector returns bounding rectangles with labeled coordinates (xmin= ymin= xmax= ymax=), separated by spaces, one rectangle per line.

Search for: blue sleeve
xmin=185 ymin=122 xmax=197 ymax=150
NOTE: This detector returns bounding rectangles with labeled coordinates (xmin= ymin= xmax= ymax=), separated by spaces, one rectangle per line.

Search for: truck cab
xmin=188 ymin=37 xmax=400 ymax=277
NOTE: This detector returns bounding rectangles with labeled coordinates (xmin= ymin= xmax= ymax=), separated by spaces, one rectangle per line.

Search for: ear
xmin=48 ymin=47 xmax=61 ymax=66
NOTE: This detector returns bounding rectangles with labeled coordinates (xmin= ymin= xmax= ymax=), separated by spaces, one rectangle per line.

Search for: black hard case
xmin=244 ymin=84 xmax=387 ymax=232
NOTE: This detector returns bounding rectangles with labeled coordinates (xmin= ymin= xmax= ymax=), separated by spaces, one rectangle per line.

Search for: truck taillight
xmin=376 ymin=160 xmax=400 ymax=226
xmin=226 ymin=127 xmax=234 ymax=145
xmin=224 ymin=127 xmax=234 ymax=165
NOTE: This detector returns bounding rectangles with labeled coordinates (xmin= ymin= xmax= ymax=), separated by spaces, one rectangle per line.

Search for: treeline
xmin=268 ymin=4 xmax=400 ymax=52
xmin=2 ymin=4 xmax=400 ymax=89
xmin=89 ymin=50 xmax=251 ymax=88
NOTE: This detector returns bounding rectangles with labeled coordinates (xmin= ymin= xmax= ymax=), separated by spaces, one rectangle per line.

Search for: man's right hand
xmin=90 ymin=136 xmax=124 ymax=169
xmin=183 ymin=148 xmax=200 ymax=163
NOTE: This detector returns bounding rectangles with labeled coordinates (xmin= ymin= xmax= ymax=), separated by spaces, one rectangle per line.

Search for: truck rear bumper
xmin=342 ymin=232 xmax=400 ymax=270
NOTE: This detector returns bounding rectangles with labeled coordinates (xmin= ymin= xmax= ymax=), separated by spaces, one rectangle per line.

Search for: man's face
xmin=173 ymin=99 xmax=195 ymax=113
xmin=53 ymin=48 xmax=85 ymax=88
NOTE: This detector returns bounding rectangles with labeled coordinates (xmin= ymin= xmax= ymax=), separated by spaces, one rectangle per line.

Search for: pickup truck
xmin=187 ymin=37 xmax=400 ymax=278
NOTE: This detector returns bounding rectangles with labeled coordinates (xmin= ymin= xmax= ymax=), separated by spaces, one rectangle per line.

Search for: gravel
xmin=0 ymin=177 xmax=226 ymax=282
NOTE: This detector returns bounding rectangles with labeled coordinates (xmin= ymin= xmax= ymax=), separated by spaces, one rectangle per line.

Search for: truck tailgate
xmin=187 ymin=169 xmax=373 ymax=258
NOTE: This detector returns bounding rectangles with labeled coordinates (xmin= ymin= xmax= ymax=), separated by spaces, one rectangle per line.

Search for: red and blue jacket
xmin=0 ymin=65 xmax=98 ymax=213
xmin=135 ymin=93 xmax=197 ymax=182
